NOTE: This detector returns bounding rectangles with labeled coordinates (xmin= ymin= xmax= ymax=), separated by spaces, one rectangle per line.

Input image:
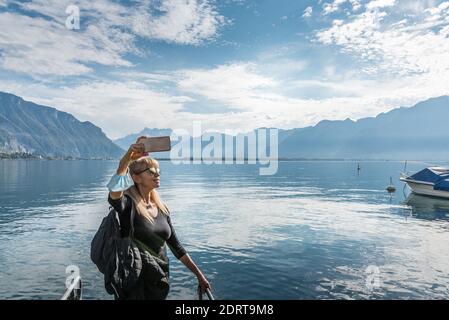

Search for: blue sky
xmin=1 ymin=0 xmax=449 ymax=139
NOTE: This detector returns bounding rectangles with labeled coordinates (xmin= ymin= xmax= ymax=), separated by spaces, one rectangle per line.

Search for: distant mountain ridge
xmin=2 ymin=90 xmax=446 ymax=160
xmin=278 ymin=96 xmax=449 ymax=160
xmin=115 ymin=96 xmax=449 ymax=160
xmin=114 ymin=128 xmax=173 ymax=158
xmin=0 ymin=92 xmax=123 ymax=159
xmin=114 ymin=128 xmax=173 ymax=149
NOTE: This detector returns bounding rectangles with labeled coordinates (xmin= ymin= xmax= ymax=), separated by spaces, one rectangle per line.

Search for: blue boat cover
xmin=410 ymin=167 xmax=449 ymax=191
xmin=435 ymin=179 xmax=449 ymax=191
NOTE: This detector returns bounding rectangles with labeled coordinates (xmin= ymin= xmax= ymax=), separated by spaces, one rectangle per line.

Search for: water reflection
xmin=1 ymin=160 xmax=449 ymax=300
xmin=404 ymin=193 xmax=449 ymax=222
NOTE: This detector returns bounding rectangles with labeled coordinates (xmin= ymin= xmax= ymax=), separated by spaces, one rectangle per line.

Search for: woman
xmin=106 ymin=137 xmax=211 ymax=300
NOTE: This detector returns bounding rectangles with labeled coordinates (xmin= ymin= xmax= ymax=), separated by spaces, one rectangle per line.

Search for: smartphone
xmin=142 ymin=136 xmax=171 ymax=153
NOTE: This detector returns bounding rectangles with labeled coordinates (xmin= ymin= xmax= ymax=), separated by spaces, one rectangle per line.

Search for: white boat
xmin=400 ymin=167 xmax=449 ymax=199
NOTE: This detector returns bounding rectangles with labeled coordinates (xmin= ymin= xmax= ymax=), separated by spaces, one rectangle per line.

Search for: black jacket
xmin=91 ymin=197 xmax=182 ymax=299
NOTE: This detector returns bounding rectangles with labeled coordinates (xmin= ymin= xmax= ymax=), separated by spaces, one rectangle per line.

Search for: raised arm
xmin=108 ymin=141 xmax=145 ymax=200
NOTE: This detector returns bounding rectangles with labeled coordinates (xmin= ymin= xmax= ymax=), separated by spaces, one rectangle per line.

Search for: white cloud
xmin=323 ymin=0 xmax=348 ymax=15
xmin=317 ymin=10 xmax=387 ymax=46
xmin=303 ymin=6 xmax=313 ymax=18
xmin=150 ymin=62 xmax=446 ymax=134
xmin=396 ymin=0 xmax=439 ymax=15
xmin=18 ymin=0 xmax=225 ymax=45
xmin=349 ymin=0 xmax=362 ymax=11
xmin=130 ymin=0 xmax=226 ymax=45
xmin=322 ymin=0 xmax=392 ymax=14
xmin=0 ymin=11 xmax=133 ymax=76
xmin=0 ymin=0 xmax=225 ymax=77
xmin=176 ymin=63 xmax=277 ymax=104
xmin=425 ymin=1 xmax=449 ymax=14
xmin=316 ymin=2 xmax=449 ymax=77
xmin=113 ymin=71 xmax=179 ymax=84
xmin=366 ymin=0 xmax=396 ymax=10
xmin=259 ymin=58 xmax=307 ymax=76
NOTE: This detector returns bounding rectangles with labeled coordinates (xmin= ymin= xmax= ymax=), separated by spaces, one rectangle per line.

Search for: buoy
xmin=386 ymin=177 xmax=396 ymax=193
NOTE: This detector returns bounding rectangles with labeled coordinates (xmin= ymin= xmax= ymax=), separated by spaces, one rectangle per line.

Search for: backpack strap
xmin=129 ymin=199 xmax=136 ymax=238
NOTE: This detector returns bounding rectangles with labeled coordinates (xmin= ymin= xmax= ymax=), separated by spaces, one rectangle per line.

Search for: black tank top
xmin=108 ymin=194 xmax=187 ymax=259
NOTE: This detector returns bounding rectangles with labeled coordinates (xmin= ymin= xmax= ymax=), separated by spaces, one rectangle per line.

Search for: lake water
xmin=1 ymin=160 xmax=449 ymax=300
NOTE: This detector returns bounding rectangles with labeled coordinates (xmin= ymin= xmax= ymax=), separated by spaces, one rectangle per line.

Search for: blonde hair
xmin=125 ymin=156 xmax=169 ymax=224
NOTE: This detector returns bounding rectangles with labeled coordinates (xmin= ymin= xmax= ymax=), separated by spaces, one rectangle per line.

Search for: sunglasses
xmin=137 ymin=167 xmax=161 ymax=176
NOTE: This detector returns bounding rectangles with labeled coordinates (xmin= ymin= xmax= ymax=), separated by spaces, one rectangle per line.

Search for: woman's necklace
xmin=143 ymin=199 xmax=158 ymax=218
xmin=138 ymin=188 xmax=158 ymax=218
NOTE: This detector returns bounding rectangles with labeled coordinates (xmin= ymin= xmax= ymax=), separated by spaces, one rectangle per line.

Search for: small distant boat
xmin=386 ymin=177 xmax=396 ymax=193
xmin=400 ymin=167 xmax=449 ymax=199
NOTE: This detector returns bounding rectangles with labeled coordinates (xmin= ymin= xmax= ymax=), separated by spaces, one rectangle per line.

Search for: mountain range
xmin=278 ymin=96 xmax=449 ymax=160
xmin=2 ymin=90 xmax=448 ymax=160
xmin=115 ymin=96 xmax=449 ymax=160
xmin=0 ymin=92 xmax=123 ymax=159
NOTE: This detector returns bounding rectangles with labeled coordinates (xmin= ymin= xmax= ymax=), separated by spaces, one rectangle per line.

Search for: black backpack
xmin=90 ymin=203 xmax=142 ymax=298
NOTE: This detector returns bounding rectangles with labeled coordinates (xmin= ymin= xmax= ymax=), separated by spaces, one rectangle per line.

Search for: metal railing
xmin=62 ymin=275 xmax=212 ymax=300
xmin=61 ymin=275 xmax=83 ymax=300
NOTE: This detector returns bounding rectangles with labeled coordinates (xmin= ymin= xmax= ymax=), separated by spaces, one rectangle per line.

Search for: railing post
xmin=198 ymin=286 xmax=215 ymax=300
xmin=61 ymin=275 xmax=82 ymax=300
